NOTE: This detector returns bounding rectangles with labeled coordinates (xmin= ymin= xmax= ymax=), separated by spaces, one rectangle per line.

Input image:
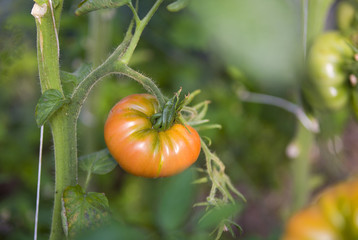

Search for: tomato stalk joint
xmin=150 ymin=88 xmax=186 ymax=131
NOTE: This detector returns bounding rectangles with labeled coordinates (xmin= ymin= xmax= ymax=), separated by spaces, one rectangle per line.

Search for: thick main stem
xmin=50 ymin=108 xmax=77 ymax=239
xmin=32 ymin=1 xmax=77 ymax=239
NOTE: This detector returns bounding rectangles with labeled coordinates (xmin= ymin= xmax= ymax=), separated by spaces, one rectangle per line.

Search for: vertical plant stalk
xmin=32 ymin=1 xmax=78 ymax=240
xmin=288 ymin=125 xmax=314 ymax=213
xmin=286 ymin=0 xmax=334 ymax=215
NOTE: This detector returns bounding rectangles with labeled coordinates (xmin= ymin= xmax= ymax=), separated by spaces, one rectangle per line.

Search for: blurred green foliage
xmin=1 ymin=0 xmax=356 ymax=239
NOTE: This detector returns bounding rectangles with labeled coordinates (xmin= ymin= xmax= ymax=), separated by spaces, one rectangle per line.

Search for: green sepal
xmin=151 ymin=88 xmax=184 ymax=131
xmin=79 ymin=149 xmax=118 ymax=175
xmin=35 ymin=89 xmax=70 ymax=127
xmin=75 ymin=0 xmax=131 ymax=16
xmin=61 ymin=185 xmax=111 ymax=238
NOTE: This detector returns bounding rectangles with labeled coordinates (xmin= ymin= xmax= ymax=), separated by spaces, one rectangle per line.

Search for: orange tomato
xmin=104 ymin=94 xmax=201 ymax=178
xmin=282 ymin=180 xmax=358 ymax=240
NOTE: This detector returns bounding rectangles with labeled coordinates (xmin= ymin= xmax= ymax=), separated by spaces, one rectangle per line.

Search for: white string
xmin=34 ymin=125 xmax=44 ymax=240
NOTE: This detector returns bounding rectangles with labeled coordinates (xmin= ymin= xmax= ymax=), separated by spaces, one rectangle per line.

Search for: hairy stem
xmin=114 ymin=64 xmax=166 ymax=107
xmin=50 ymin=108 xmax=77 ymax=239
xmin=69 ymin=40 xmax=130 ymax=118
xmin=32 ymin=1 xmax=77 ymax=239
xmin=120 ymin=0 xmax=164 ymax=64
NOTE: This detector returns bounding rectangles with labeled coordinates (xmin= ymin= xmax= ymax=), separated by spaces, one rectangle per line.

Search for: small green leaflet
xmin=61 ymin=185 xmax=111 ymax=238
xmin=35 ymin=89 xmax=69 ymax=127
xmin=75 ymin=0 xmax=130 ymax=16
xmin=167 ymin=0 xmax=190 ymax=12
xmin=79 ymin=149 xmax=118 ymax=175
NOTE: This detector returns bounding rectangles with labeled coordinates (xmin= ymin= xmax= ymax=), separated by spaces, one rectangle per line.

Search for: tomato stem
xmin=114 ymin=64 xmax=167 ymax=107
xmin=32 ymin=2 xmax=78 ymax=239
xmin=150 ymin=89 xmax=186 ymax=131
xmin=120 ymin=0 xmax=164 ymax=65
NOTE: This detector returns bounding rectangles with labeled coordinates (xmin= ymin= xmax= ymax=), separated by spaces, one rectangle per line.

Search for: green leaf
xmin=167 ymin=0 xmax=190 ymax=12
xmin=61 ymin=63 xmax=92 ymax=98
xmin=61 ymin=71 xmax=78 ymax=98
xmin=74 ymin=222 xmax=151 ymax=240
xmin=35 ymin=89 xmax=69 ymax=127
xmin=156 ymin=168 xmax=197 ymax=231
xmin=61 ymin=185 xmax=111 ymax=238
xmin=198 ymin=203 xmax=242 ymax=230
xmin=79 ymin=149 xmax=118 ymax=175
xmin=74 ymin=63 xmax=92 ymax=81
xmin=75 ymin=0 xmax=131 ymax=16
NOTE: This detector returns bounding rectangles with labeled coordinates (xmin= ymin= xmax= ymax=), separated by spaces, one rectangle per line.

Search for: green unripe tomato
xmin=304 ymin=31 xmax=354 ymax=110
xmin=337 ymin=1 xmax=356 ymax=33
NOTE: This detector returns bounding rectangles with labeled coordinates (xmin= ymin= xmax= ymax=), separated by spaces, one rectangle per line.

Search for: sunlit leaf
xmin=167 ymin=0 xmax=190 ymax=12
xmin=61 ymin=185 xmax=111 ymax=238
xmin=75 ymin=0 xmax=131 ymax=16
xmin=79 ymin=149 xmax=118 ymax=175
xmin=35 ymin=89 xmax=69 ymax=127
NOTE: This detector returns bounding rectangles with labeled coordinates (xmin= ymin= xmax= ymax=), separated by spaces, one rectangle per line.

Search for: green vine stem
xmin=114 ymin=64 xmax=167 ymax=107
xmin=287 ymin=124 xmax=314 ymax=214
xmin=120 ymin=0 xmax=164 ymax=64
xmin=32 ymin=1 xmax=78 ymax=239
xmin=69 ymin=43 xmax=167 ymax=117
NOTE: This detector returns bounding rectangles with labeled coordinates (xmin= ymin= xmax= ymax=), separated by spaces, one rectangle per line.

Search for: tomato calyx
xmin=150 ymin=88 xmax=186 ymax=131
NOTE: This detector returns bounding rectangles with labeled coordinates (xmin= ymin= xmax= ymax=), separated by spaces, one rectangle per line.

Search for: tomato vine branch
xmin=237 ymin=89 xmax=320 ymax=133
xmin=114 ymin=64 xmax=167 ymax=107
xmin=69 ymin=39 xmax=130 ymax=118
xmin=120 ymin=0 xmax=164 ymax=64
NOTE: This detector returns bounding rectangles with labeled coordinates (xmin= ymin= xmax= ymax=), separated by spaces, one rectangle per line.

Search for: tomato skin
xmin=282 ymin=180 xmax=358 ymax=240
xmin=104 ymin=94 xmax=201 ymax=178
xmin=337 ymin=1 xmax=355 ymax=33
xmin=283 ymin=207 xmax=338 ymax=240
xmin=304 ymin=31 xmax=353 ymax=110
